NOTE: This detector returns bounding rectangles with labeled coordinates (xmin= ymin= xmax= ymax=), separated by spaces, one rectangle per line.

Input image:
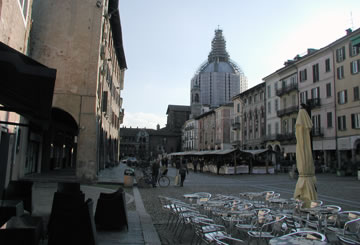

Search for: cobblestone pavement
xmin=137 ymin=167 xmax=360 ymax=245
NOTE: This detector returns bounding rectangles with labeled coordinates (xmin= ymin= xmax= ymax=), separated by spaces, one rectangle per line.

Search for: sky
xmin=119 ymin=0 xmax=360 ymax=129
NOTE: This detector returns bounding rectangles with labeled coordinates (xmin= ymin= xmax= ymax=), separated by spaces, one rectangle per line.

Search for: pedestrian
xmin=179 ymin=160 xmax=188 ymax=187
xmin=151 ymin=159 xmax=160 ymax=187
xmin=163 ymin=157 xmax=168 ymax=168
xmin=200 ymin=158 xmax=204 ymax=173
xmin=193 ymin=157 xmax=198 ymax=173
xmin=216 ymin=159 xmax=222 ymax=175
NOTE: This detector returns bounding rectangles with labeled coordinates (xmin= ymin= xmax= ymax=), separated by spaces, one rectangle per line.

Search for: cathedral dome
xmin=195 ymin=29 xmax=243 ymax=75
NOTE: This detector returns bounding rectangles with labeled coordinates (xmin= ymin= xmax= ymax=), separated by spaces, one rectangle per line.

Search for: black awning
xmin=0 ymin=42 xmax=56 ymax=122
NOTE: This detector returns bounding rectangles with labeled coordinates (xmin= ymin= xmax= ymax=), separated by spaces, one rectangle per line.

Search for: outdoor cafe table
xmin=239 ymin=192 xmax=264 ymax=200
xmin=269 ymin=236 xmax=328 ymax=245
xmin=300 ymin=207 xmax=340 ymax=232
xmin=183 ymin=194 xmax=200 ymax=204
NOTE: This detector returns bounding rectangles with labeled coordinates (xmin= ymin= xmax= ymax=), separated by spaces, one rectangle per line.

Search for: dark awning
xmin=0 ymin=42 xmax=56 ymax=122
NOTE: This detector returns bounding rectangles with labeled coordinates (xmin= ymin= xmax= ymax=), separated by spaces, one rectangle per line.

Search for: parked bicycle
xmin=136 ymin=165 xmax=170 ymax=187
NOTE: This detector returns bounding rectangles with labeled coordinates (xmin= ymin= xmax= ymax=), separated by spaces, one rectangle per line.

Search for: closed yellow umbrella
xmin=294 ymin=108 xmax=317 ymax=206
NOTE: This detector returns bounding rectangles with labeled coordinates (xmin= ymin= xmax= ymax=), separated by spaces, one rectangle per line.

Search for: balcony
xmin=277 ymin=106 xmax=299 ymax=117
xmin=264 ymin=134 xmax=281 ymax=141
xmin=276 ymin=83 xmax=298 ymax=96
xmin=232 ymin=122 xmax=240 ymax=130
xmin=306 ymin=98 xmax=321 ymax=108
xmin=312 ymin=127 xmax=324 ymax=137
xmin=231 ymin=119 xmax=241 ymax=130
xmin=277 ymin=132 xmax=295 ymax=142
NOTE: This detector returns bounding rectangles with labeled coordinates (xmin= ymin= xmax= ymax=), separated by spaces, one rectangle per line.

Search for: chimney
xmin=157 ymin=124 xmax=160 ymax=130
xmin=346 ymin=28 xmax=352 ymax=35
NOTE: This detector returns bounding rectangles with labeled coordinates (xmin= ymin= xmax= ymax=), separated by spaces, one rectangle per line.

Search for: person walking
xmin=179 ymin=160 xmax=188 ymax=187
xmin=151 ymin=159 xmax=160 ymax=187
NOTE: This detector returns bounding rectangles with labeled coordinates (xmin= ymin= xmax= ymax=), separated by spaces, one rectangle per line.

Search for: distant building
xmin=182 ymin=118 xmax=198 ymax=151
xmin=120 ymin=105 xmax=190 ymax=159
xmin=119 ymin=127 xmax=180 ymax=160
xmin=239 ymin=82 xmax=266 ymax=150
xmin=215 ymin=103 xmax=233 ymax=150
xmin=190 ymin=29 xmax=247 ymax=117
xmin=166 ymin=105 xmax=191 ymax=132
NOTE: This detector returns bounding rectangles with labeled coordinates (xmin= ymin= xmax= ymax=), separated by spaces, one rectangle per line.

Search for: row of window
xmin=336 ymin=43 xmax=359 ymax=63
xmin=338 ymin=86 xmax=360 ymax=104
xmin=336 ymin=60 xmax=360 ymax=79
xmin=243 ymin=91 xmax=265 ymax=105
xmin=338 ymin=113 xmax=360 ymax=130
xmin=265 ymin=111 xmax=360 ymax=136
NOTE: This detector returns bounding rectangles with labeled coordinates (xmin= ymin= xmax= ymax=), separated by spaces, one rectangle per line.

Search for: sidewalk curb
xmin=133 ymin=186 xmax=161 ymax=245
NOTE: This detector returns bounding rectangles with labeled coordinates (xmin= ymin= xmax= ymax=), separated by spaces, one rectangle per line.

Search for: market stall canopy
xmin=168 ymin=148 xmax=268 ymax=157
xmin=239 ymin=149 xmax=269 ymax=156
xmin=0 ymin=42 xmax=56 ymax=122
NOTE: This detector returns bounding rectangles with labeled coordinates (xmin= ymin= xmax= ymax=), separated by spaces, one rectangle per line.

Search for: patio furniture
xmin=0 ymin=215 xmax=44 ymax=245
xmin=326 ymin=211 xmax=360 ymax=244
xmin=47 ymin=198 xmax=97 ymax=245
xmin=247 ymin=215 xmax=287 ymax=245
xmin=213 ymin=235 xmax=244 ymax=245
xmin=3 ymin=180 xmax=33 ymax=214
xmin=94 ymin=187 xmax=128 ymax=230
xmin=0 ymin=199 xmax=24 ymax=226
xmin=269 ymin=231 xmax=328 ymax=245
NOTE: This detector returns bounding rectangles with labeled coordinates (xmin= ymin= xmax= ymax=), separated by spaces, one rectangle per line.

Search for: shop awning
xmin=239 ymin=149 xmax=269 ymax=156
xmin=0 ymin=42 xmax=56 ymax=122
xmin=351 ymin=35 xmax=360 ymax=47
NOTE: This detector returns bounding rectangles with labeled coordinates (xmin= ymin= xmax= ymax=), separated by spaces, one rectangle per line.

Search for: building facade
xmin=241 ymin=82 xmax=266 ymax=150
xmin=0 ymin=0 xmax=57 ymax=193
xmin=333 ymin=29 xmax=360 ymax=171
xmin=190 ymin=29 xmax=247 ymax=117
xmin=263 ymin=72 xmax=282 ymax=158
xmin=182 ymin=118 xmax=198 ymax=151
xmin=197 ymin=110 xmax=216 ymax=151
xmin=231 ymin=94 xmax=243 ymax=148
xmin=296 ymin=48 xmax=337 ymax=170
xmin=215 ymin=104 xmax=233 ymax=150
xmin=30 ymin=0 xmax=126 ymax=181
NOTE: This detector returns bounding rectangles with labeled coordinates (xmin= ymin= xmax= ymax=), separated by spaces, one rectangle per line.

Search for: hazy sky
xmin=119 ymin=0 xmax=360 ymax=129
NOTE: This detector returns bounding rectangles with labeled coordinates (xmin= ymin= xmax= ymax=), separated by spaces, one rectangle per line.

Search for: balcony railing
xmin=312 ymin=127 xmax=324 ymax=137
xmin=306 ymin=98 xmax=321 ymax=108
xmin=276 ymin=83 xmax=298 ymax=96
xmin=264 ymin=134 xmax=281 ymax=141
xmin=277 ymin=106 xmax=299 ymax=117
xmin=277 ymin=132 xmax=295 ymax=141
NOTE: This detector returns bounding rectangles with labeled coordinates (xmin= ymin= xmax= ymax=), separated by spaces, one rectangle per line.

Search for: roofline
xmin=109 ymin=0 xmax=127 ymax=69
xmin=262 ymin=27 xmax=360 ymax=80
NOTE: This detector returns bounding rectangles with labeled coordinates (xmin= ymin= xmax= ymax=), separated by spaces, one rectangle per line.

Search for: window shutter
xmin=351 ymin=114 xmax=355 ymax=129
xmin=337 ymin=92 xmax=340 ymax=104
xmin=342 ymin=46 xmax=346 ymax=60
xmin=102 ymin=91 xmax=108 ymax=112
xmin=345 ymin=90 xmax=348 ymax=103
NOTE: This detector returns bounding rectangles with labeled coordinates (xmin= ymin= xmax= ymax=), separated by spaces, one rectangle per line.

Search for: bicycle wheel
xmin=158 ymin=176 xmax=170 ymax=187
